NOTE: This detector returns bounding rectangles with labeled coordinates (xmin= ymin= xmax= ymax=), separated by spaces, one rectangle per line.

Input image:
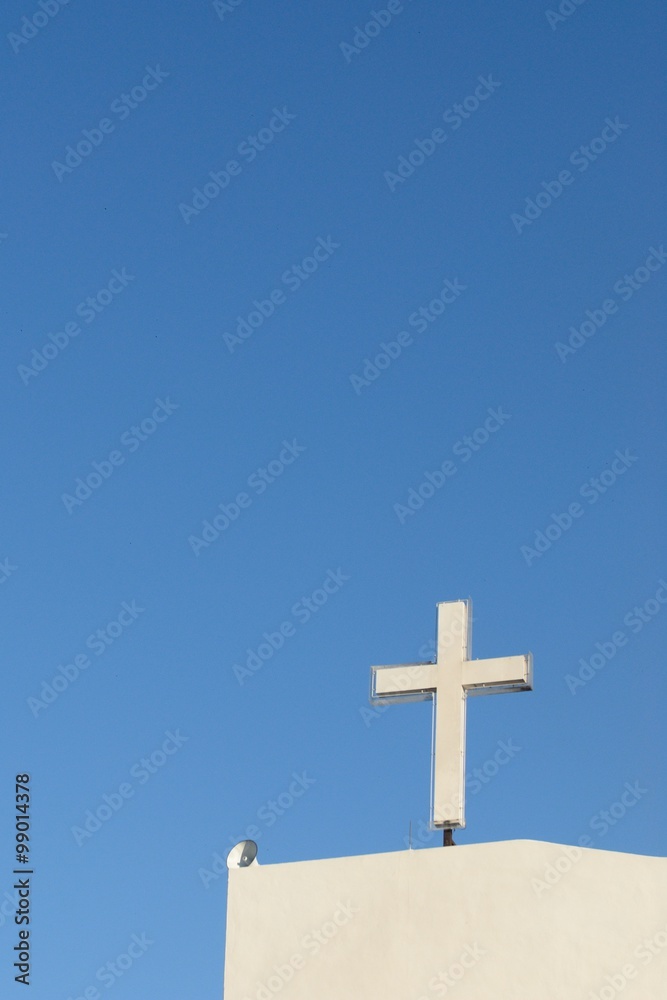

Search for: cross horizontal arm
xmin=371 ymin=662 xmax=438 ymax=703
xmin=464 ymin=653 xmax=533 ymax=695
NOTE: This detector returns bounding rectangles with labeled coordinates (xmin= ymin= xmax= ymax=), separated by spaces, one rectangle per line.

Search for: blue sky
xmin=1 ymin=1 xmax=665 ymax=997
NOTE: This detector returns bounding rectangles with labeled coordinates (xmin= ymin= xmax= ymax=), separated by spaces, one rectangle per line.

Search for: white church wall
xmin=224 ymin=840 xmax=667 ymax=999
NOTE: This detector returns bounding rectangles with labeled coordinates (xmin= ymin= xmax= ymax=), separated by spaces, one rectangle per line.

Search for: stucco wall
xmin=224 ymin=840 xmax=667 ymax=999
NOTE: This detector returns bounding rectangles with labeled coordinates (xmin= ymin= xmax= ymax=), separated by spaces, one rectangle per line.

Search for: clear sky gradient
xmin=1 ymin=1 xmax=665 ymax=997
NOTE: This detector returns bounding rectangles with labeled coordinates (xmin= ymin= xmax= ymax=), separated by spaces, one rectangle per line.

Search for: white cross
xmin=371 ymin=600 xmax=532 ymax=830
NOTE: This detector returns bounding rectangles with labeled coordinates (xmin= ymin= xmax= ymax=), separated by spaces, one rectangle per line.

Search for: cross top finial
xmin=371 ymin=600 xmax=532 ymax=830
